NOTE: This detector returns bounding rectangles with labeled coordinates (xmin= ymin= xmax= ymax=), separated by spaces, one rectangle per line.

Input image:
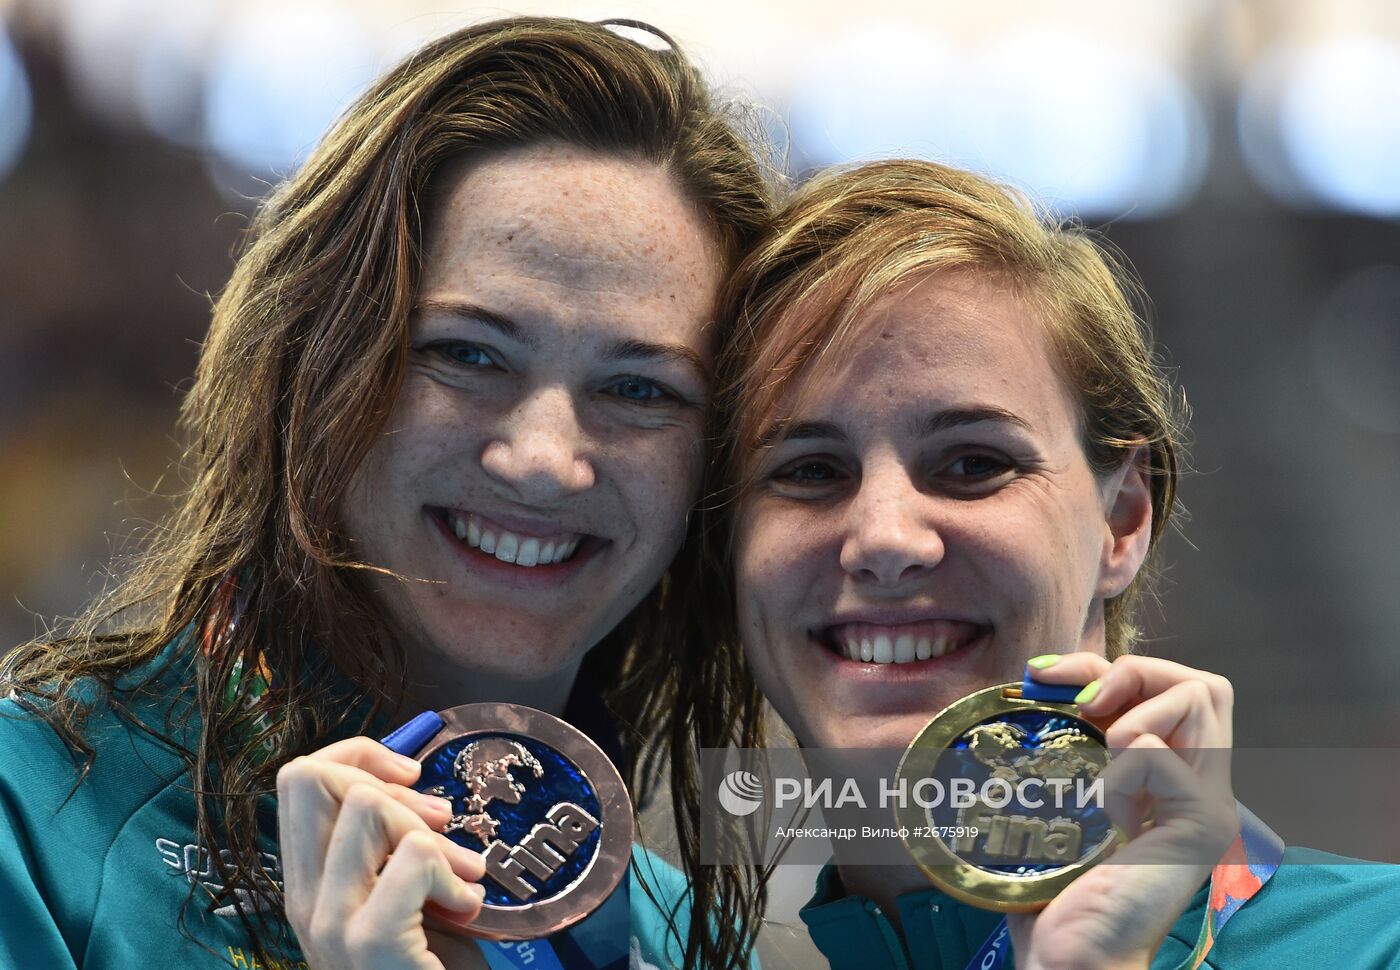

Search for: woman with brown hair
xmin=705 ymin=159 xmax=1400 ymax=968
xmin=0 ymin=16 xmax=772 ymax=970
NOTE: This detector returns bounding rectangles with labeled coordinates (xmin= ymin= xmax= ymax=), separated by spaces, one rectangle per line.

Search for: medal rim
xmin=894 ymin=682 xmax=1119 ymax=913
xmin=412 ymin=702 xmax=635 ymax=939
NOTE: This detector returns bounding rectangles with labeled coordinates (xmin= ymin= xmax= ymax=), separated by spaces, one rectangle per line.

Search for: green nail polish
xmin=1074 ymin=680 xmax=1102 ymax=705
xmin=1026 ymin=654 xmax=1060 ymax=669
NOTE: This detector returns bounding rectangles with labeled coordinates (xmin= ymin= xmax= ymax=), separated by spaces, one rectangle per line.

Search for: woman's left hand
xmin=1005 ymin=652 xmax=1240 ymax=970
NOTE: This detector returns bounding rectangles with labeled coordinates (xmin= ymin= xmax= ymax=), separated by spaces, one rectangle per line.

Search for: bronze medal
xmin=409 ymin=703 xmax=633 ymax=939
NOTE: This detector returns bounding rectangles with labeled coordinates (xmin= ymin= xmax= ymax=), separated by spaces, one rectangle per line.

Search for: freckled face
xmin=735 ymin=271 xmax=1121 ymax=751
xmin=342 ymin=144 xmax=723 ymax=685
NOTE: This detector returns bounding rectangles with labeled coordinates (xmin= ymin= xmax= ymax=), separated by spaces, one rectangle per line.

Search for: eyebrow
xmin=763 ymin=406 xmax=1032 ymax=447
xmin=413 ymin=299 xmax=709 ymax=383
xmin=602 ymin=338 xmax=710 ymax=383
xmin=414 ymin=299 xmax=533 ymax=347
xmin=914 ymin=406 xmax=1033 ymax=437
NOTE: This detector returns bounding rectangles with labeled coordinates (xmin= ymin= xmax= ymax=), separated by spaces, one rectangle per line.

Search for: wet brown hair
xmin=2 ymin=16 xmax=774 ymax=969
xmin=712 ymin=158 xmax=1187 ymax=661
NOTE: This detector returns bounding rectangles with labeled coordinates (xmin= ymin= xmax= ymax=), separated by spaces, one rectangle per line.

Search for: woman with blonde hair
xmin=0 ymin=16 xmax=773 ymax=970
xmin=705 ymin=159 xmax=1400 ymax=968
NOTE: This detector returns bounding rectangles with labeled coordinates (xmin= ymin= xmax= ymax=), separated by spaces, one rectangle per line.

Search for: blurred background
xmin=1 ymin=0 xmax=1398 ymax=956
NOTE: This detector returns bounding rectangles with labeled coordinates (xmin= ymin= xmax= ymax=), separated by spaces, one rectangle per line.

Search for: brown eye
xmin=770 ymin=456 xmax=847 ymax=490
xmin=781 ymin=461 xmax=839 ymax=483
xmin=949 ymin=454 xmax=1010 ymax=478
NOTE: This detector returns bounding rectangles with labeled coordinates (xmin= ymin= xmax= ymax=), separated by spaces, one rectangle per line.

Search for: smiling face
xmin=735 ymin=270 xmax=1147 ymax=751
xmin=342 ymin=143 xmax=722 ymax=703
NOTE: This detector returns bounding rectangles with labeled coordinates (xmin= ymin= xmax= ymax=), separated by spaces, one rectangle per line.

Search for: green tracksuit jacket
xmin=0 ymin=657 xmax=694 ymax=969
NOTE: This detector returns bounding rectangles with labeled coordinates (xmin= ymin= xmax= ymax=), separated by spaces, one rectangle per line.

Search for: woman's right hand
xmin=277 ymin=737 xmax=489 ymax=970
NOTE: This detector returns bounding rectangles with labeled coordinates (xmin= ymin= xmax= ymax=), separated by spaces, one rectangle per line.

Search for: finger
xmin=358 ymin=830 xmax=486 ymax=944
xmin=286 ymin=757 xmax=454 ymax=825
xmin=1004 ymin=911 xmax=1034 ymax=965
xmin=1105 ymin=681 xmax=1232 ymax=782
xmin=1077 ymin=656 xmax=1233 ymax=726
xmin=1024 ymin=651 xmax=1111 ymax=686
xmin=313 ymin=784 xmax=484 ymax=933
xmin=1101 ymin=735 xmax=1237 ymax=866
xmin=305 ymin=735 xmax=425 ymax=784
xmin=1102 ymin=735 xmax=1175 ymax=842
xmin=277 ymin=758 xmax=455 ymax=926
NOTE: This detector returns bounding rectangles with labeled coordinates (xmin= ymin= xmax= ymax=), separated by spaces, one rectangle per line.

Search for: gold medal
xmin=893 ymin=683 xmax=1120 ymax=912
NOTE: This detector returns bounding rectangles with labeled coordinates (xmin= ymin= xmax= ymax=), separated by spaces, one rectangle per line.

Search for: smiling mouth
xmin=429 ymin=507 xmax=590 ymax=568
xmin=819 ymin=620 xmax=987 ymax=665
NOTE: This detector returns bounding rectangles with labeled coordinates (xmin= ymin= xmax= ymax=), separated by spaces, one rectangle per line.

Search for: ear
xmin=1096 ymin=445 xmax=1153 ymax=599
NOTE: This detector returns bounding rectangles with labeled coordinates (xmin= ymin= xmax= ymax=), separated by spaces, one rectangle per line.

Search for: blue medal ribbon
xmin=964 ymin=917 xmax=1012 ymax=970
xmin=1018 ymin=670 xmax=1082 ymax=704
xmin=479 ymin=938 xmax=568 ymax=970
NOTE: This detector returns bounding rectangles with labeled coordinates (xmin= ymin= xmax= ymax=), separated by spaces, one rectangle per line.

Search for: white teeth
xmin=834 ymin=628 xmax=975 ymax=664
xmin=872 ymin=634 xmax=893 ymax=663
xmin=894 ymin=635 xmax=916 ymax=663
xmin=446 ymin=512 xmax=585 ymax=566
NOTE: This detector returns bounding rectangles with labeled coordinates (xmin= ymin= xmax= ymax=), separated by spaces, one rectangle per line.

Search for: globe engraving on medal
xmin=410 ymin=703 xmax=633 ymax=939
xmin=894 ymin=683 xmax=1119 ymax=912
xmin=935 ymin=711 xmax=1111 ymax=875
xmin=419 ymin=732 xmax=602 ymax=906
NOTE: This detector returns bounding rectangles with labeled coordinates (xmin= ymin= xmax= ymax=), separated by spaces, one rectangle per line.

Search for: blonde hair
xmin=714 ymin=159 xmax=1188 ymax=655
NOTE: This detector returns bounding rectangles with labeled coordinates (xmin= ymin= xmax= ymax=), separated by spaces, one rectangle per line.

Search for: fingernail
xmin=1074 ymin=680 xmax=1102 ymax=705
xmin=420 ymin=792 xmax=452 ymax=812
xmin=1026 ymin=654 xmax=1060 ymax=669
xmin=393 ymin=753 xmax=421 ymax=772
xmin=441 ymin=880 xmax=486 ymax=916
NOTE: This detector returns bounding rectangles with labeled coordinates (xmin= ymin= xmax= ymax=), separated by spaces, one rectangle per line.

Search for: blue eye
xmin=440 ymin=342 xmax=493 ymax=367
xmin=607 ymin=376 xmax=670 ymax=404
xmin=414 ymin=339 xmax=498 ymax=368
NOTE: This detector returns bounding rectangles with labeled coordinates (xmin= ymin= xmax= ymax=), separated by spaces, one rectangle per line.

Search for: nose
xmin=839 ymin=463 xmax=944 ymax=586
xmin=480 ymin=385 xmax=595 ymax=501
